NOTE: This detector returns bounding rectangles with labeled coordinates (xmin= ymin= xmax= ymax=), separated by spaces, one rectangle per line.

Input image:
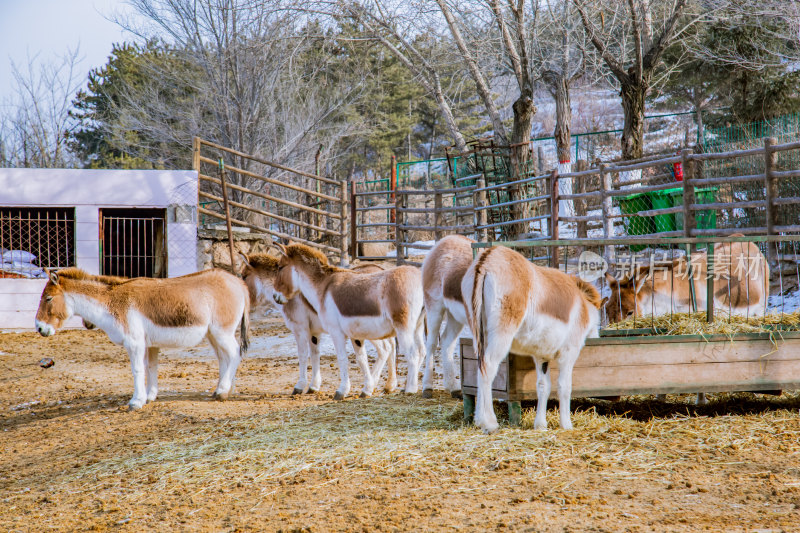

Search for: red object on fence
xmin=673 ymin=151 xmax=683 ymax=181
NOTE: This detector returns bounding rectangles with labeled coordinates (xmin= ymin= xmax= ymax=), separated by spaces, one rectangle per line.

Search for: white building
xmin=0 ymin=169 xmax=197 ymax=330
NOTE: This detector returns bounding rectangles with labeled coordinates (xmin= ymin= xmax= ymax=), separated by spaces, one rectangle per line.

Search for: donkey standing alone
xmin=35 ymin=268 xmax=250 ymax=410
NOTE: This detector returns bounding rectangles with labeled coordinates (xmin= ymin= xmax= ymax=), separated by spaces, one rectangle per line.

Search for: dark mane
xmin=247 ymin=253 xmax=280 ymax=271
xmin=55 ymin=267 xmax=130 ymax=286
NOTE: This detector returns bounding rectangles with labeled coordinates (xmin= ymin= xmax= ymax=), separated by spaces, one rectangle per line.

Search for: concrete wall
xmin=0 ymin=169 xmax=197 ymax=330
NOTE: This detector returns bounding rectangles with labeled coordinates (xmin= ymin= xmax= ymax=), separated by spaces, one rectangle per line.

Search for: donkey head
xmin=602 ymin=272 xmax=649 ymax=324
xmin=239 ymin=252 xmax=281 ymax=308
xmin=35 ymin=270 xmax=71 ymax=336
xmin=272 ymin=242 xmax=331 ymax=305
xmin=272 ymin=243 xmax=297 ymax=305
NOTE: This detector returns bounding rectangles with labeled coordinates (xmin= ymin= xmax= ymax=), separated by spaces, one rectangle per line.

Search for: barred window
xmin=0 ymin=207 xmax=75 ymax=279
xmin=100 ymin=208 xmax=167 ymax=278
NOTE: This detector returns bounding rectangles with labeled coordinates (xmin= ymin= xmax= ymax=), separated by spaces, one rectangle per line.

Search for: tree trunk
xmin=553 ymin=77 xmax=572 ymax=167
xmin=620 ymin=79 xmax=647 ymax=161
xmin=553 ymin=77 xmax=575 ymax=217
xmin=507 ymin=91 xmax=535 ymax=238
xmin=695 ymin=106 xmax=705 ymax=149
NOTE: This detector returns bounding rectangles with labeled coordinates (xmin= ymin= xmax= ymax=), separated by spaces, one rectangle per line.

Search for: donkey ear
xmin=273 ymin=242 xmax=288 ymax=257
xmin=600 ymin=296 xmax=609 ymax=307
xmin=604 ymin=273 xmax=618 ymax=286
xmin=47 ymin=269 xmax=59 ymax=286
xmin=239 ymin=252 xmax=251 ymax=267
xmin=633 ymin=273 xmax=651 ymax=294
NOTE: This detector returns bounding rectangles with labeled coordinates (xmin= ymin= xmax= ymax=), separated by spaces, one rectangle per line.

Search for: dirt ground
xmin=1 ymin=317 xmax=799 ymax=532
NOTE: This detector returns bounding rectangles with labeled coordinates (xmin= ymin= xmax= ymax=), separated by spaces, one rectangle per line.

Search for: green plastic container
xmin=617 ymin=192 xmax=654 ymax=251
xmin=670 ymin=187 xmax=718 ymax=231
xmin=649 ymin=188 xmax=678 ymax=232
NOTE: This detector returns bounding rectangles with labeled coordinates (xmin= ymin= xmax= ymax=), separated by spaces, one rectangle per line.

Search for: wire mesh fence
xmin=473 ymin=235 xmax=800 ymax=333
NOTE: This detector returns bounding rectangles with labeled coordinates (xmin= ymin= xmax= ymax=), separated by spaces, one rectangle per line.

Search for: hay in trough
xmin=606 ymin=311 xmax=800 ymax=336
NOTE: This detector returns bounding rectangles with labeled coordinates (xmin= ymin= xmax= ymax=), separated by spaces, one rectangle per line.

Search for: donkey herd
xmin=33 ymin=235 xmax=769 ymax=433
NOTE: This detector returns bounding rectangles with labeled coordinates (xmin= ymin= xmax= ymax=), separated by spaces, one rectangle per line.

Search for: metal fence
xmin=0 ymin=207 xmax=74 ymax=279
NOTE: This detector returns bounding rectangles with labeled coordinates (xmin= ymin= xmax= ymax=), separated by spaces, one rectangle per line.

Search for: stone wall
xmin=197 ymin=229 xmax=273 ymax=271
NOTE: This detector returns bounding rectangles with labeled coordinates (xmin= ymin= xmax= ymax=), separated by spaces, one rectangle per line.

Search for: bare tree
xmin=573 ymin=0 xmax=695 ymax=160
xmin=0 ymin=48 xmax=83 ymax=168
xmin=115 ymin=0 xmax=368 ymax=187
xmin=331 ymin=1 xmax=469 ymax=153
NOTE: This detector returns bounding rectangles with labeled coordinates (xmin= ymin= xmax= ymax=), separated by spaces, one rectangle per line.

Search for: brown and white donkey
xmin=241 ymin=253 xmax=397 ymax=396
xmin=35 ymin=268 xmax=250 ymax=410
xmin=271 ymin=243 xmax=425 ymax=399
xmin=420 ymin=234 xmax=474 ymax=398
xmin=462 ymin=246 xmax=602 ymax=433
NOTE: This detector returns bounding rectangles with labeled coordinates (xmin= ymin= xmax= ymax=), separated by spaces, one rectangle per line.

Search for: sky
xmin=0 ymin=0 xmax=138 ymax=102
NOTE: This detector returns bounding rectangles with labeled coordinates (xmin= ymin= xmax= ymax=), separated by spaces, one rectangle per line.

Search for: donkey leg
xmin=439 ymin=313 xmax=464 ymax=397
xmin=384 ymin=338 xmax=398 ymax=393
xmin=330 ymin=333 xmax=351 ymax=400
xmin=475 ymin=343 xmax=508 ymax=434
xmin=352 ymin=339 xmax=375 ymax=398
xmin=396 ymin=330 xmax=420 ymax=394
xmin=556 ymin=350 xmax=580 ymax=430
xmin=696 ymin=392 xmax=708 ymax=405
xmin=421 ymin=305 xmax=444 ymax=398
xmin=534 ymin=358 xmax=553 ymax=430
xmin=212 ymin=331 xmax=241 ymax=400
xmin=291 ymin=328 xmax=311 ymax=395
xmin=369 ymin=339 xmax=391 ymax=388
xmin=146 ymin=347 xmax=160 ymax=402
xmin=308 ymin=334 xmax=322 ymax=393
xmin=126 ymin=343 xmax=148 ymax=410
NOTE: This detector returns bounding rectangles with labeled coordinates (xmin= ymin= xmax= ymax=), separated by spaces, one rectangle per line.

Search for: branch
xmin=572 ymin=0 xmax=628 ymax=83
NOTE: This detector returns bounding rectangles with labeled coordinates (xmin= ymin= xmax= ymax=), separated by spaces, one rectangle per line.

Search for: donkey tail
xmin=240 ymin=288 xmax=251 ymax=356
xmin=470 ymin=249 xmax=492 ymax=374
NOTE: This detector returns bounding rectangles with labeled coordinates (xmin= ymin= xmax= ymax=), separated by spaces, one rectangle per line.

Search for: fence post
xmin=434 ymin=192 xmax=443 ymax=241
xmin=764 ymin=137 xmax=778 ymax=267
xmin=473 ymin=178 xmax=488 ymax=242
xmin=350 ymin=181 xmax=358 ymax=260
xmin=706 ymin=240 xmax=715 ymax=322
xmin=395 ymin=191 xmax=404 ymax=266
xmin=340 ymin=180 xmax=349 ymax=266
xmin=575 ymin=160 xmax=588 ymax=239
xmin=681 ymin=148 xmax=697 ymax=242
xmin=218 ymin=159 xmax=237 ymax=274
xmin=192 ymin=137 xmax=201 ymax=173
xmin=600 ymin=163 xmax=613 ymax=260
xmin=390 ymin=155 xmax=397 ymax=225
xmin=550 ymin=169 xmax=560 ymax=269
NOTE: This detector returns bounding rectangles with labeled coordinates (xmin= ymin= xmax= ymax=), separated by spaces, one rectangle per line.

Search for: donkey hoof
xmin=307 ymin=388 xmax=319 ymax=394
xmin=291 ymin=387 xmax=304 ymax=396
xmin=333 ymin=391 xmax=345 ymax=401
xmin=450 ymin=390 xmax=463 ymax=399
xmin=421 ymin=389 xmax=433 ymax=399
xmin=212 ymin=391 xmax=229 ymax=401
xmin=127 ymin=401 xmax=144 ymax=411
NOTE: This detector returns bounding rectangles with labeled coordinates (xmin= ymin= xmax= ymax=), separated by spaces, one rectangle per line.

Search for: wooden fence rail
xmin=196 ymin=135 xmax=799 ymax=269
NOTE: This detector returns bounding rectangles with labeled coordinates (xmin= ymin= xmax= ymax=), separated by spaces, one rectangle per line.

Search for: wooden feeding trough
xmin=460 ymin=331 xmax=800 ymax=425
